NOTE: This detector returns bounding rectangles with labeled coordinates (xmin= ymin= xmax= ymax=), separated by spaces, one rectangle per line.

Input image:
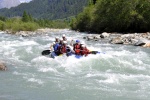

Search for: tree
xmin=28 ymin=14 xmax=33 ymax=22
xmin=71 ymin=0 xmax=150 ymax=33
xmin=93 ymin=0 xmax=97 ymax=4
xmin=0 ymin=16 xmax=7 ymax=21
xmin=22 ymin=11 xmax=30 ymax=22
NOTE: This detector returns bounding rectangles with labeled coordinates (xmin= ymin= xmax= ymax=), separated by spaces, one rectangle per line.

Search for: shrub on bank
xmin=12 ymin=22 xmax=39 ymax=32
xmin=36 ymin=19 xmax=70 ymax=29
xmin=1 ymin=18 xmax=39 ymax=32
xmin=71 ymin=0 xmax=150 ymax=33
xmin=0 ymin=14 xmax=70 ymax=32
xmin=0 ymin=20 xmax=4 ymax=30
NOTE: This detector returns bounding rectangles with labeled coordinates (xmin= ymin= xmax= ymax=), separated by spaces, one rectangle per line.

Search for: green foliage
xmin=0 ymin=0 xmax=88 ymax=20
xmin=22 ymin=11 xmax=29 ymax=22
xmin=71 ymin=0 xmax=150 ymax=33
xmin=0 ymin=11 xmax=70 ymax=32
xmin=71 ymin=5 xmax=94 ymax=32
xmin=0 ymin=16 xmax=7 ymax=21
xmin=36 ymin=19 xmax=70 ymax=29
xmin=12 ymin=22 xmax=39 ymax=32
xmin=0 ymin=20 xmax=5 ymax=30
xmin=22 ymin=11 xmax=34 ymax=22
xmin=0 ymin=17 xmax=39 ymax=32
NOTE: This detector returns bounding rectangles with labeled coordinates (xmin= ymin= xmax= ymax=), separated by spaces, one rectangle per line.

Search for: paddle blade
xmin=90 ymin=51 xmax=105 ymax=54
xmin=90 ymin=51 xmax=99 ymax=54
xmin=41 ymin=50 xmax=51 ymax=55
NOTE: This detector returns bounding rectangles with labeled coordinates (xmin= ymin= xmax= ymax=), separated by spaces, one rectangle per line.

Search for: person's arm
xmin=50 ymin=44 xmax=53 ymax=51
xmin=70 ymin=40 xmax=73 ymax=46
xmin=85 ymin=48 xmax=90 ymax=56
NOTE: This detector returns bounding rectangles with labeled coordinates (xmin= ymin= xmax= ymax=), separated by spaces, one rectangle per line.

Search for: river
xmin=0 ymin=29 xmax=150 ymax=100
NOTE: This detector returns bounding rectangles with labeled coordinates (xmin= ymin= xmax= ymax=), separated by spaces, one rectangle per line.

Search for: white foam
xmin=38 ymin=67 xmax=58 ymax=73
xmin=111 ymin=50 xmax=130 ymax=56
xmin=104 ymin=74 xmax=119 ymax=84
xmin=86 ymin=73 xmax=104 ymax=78
xmin=26 ymin=46 xmax=33 ymax=53
xmin=0 ymin=40 xmax=39 ymax=48
xmin=121 ymin=74 xmax=150 ymax=80
xmin=96 ymin=73 xmax=119 ymax=84
xmin=28 ymin=78 xmax=44 ymax=84
xmin=31 ymin=56 xmax=53 ymax=63
xmin=0 ymin=31 xmax=5 ymax=34
xmin=13 ymin=71 xmax=27 ymax=76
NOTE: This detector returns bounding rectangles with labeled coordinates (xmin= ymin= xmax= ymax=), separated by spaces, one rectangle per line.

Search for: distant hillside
xmin=0 ymin=0 xmax=20 ymax=9
xmin=0 ymin=0 xmax=88 ymax=20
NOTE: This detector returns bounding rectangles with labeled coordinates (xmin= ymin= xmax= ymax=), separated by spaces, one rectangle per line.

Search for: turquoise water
xmin=0 ymin=30 xmax=150 ymax=100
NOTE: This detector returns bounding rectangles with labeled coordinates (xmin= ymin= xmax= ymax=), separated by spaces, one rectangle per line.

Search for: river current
xmin=0 ymin=29 xmax=150 ymax=100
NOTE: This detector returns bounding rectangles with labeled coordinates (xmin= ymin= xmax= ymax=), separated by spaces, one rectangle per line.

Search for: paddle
xmin=41 ymin=49 xmax=104 ymax=56
xmin=41 ymin=50 xmax=51 ymax=55
xmin=90 ymin=51 xmax=105 ymax=54
xmin=90 ymin=51 xmax=99 ymax=54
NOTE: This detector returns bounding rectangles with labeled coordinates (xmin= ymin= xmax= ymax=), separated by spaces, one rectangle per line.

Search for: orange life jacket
xmin=59 ymin=45 xmax=67 ymax=54
xmin=73 ymin=44 xmax=81 ymax=55
xmin=80 ymin=48 xmax=90 ymax=56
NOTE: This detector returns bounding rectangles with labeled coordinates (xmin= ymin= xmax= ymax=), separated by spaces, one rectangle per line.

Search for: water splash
xmin=0 ymin=30 xmax=150 ymax=100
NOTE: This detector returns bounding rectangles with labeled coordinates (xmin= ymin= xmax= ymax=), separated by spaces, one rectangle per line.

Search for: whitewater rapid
xmin=0 ymin=29 xmax=150 ymax=100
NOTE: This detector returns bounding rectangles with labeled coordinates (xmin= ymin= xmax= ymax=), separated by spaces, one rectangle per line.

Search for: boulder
xmin=121 ymin=34 xmax=134 ymax=38
xmin=83 ymin=36 xmax=86 ymax=39
xmin=93 ymin=35 xmax=101 ymax=39
xmin=143 ymin=43 xmax=150 ymax=47
xmin=101 ymin=32 xmax=110 ymax=38
xmin=87 ymin=36 xmax=94 ymax=41
xmin=0 ymin=62 xmax=7 ymax=71
xmin=110 ymin=37 xmax=123 ymax=44
xmin=148 ymin=36 xmax=150 ymax=40
xmin=131 ymin=39 xmax=139 ymax=44
xmin=100 ymin=34 xmax=105 ymax=38
xmin=122 ymin=37 xmax=131 ymax=44
xmin=141 ymin=33 xmax=149 ymax=38
xmin=134 ymin=40 xmax=146 ymax=46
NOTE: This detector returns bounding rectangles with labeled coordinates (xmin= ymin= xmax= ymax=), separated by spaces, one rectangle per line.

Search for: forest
xmin=0 ymin=0 xmax=88 ymax=20
xmin=1 ymin=0 xmax=150 ymax=33
xmin=0 ymin=0 xmax=89 ymax=32
xmin=71 ymin=0 xmax=150 ymax=33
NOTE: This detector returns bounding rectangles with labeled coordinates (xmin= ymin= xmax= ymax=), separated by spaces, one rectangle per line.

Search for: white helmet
xmin=60 ymin=38 xmax=63 ymax=41
xmin=63 ymin=41 xmax=67 ymax=44
xmin=81 ymin=45 xmax=86 ymax=47
xmin=62 ymin=34 xmax=66 ymax=37
xmin=55 ymin=37 xmax=59 ymax=39
xmin=52 ymin=42 xmax=55 ymax=45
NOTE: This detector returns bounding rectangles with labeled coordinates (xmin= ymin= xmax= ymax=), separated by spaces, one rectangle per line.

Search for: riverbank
xmin=83 ymin=32 xmax=150 ymax=48
xmin=2 ymin=28 xmax=65 ymax=37
xmin=1 ymin=28 xmax=150 ymax=48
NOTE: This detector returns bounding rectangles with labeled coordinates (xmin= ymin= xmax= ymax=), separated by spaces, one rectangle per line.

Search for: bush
xmin=11 ymin=22 xmax=39 ymax=32
xmin=71 ymin=6 xmax=94 ymax=32
xmin=71 ymin=0 xmax=150 ymax=33
xmin=0 ymin=12 xmax=70 ymax=32
xmin=36 ymin=19 xmax=69 ymax=29
xmin=0 ymin=20 xmax=4 ymax=30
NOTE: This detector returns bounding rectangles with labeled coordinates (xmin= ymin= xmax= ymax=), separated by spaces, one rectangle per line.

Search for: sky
xmin=19 ymin=0 xmax=32 ymax=3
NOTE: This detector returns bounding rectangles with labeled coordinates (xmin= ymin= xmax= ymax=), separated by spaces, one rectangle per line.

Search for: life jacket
xmin=73 ymin=43 xmax=82 ymax=55
xmin=53 ymin=43 xmax=59 ymax=52
xmin=80 ymin=47 xmax=90 ymax=56
xmin=57 ymin=44 xmax=67 ymax=54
